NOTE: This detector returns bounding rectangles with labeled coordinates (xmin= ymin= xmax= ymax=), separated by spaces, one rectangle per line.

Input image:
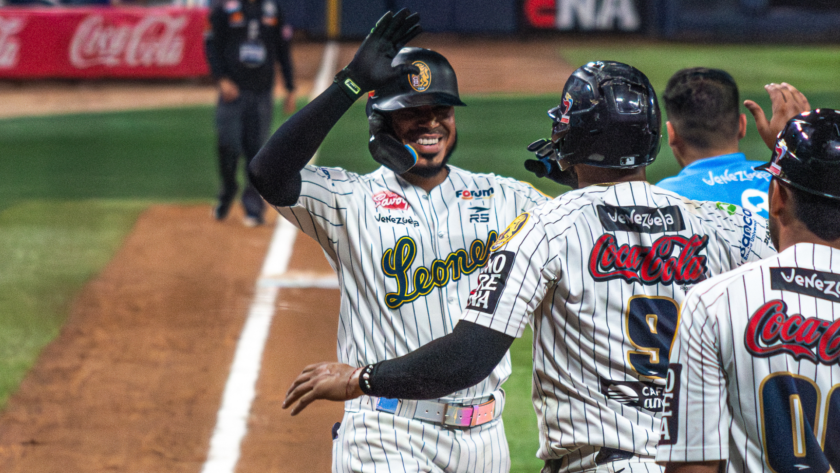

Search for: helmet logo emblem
xmin=560 ymin=92 xmax=574 ymax=124
xmin=770 ymin=139 xmax=787 ymax=176
xmin=409 ymin=61 xmax=432 ymax=92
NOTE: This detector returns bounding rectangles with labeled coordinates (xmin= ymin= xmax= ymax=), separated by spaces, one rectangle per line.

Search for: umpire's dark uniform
xmin=205 ymin=0 xmax=294 ymax=225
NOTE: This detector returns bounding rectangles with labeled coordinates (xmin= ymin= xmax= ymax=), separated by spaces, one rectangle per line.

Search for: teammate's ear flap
xmin=738 ymin=113 xmax=747 ymax=140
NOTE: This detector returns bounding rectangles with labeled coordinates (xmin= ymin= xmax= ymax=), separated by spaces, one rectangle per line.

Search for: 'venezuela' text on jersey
xmin=459 ymin=181 xmax=776 ymax=472
xmin=656 ymin=242 xmax=840 ymax=473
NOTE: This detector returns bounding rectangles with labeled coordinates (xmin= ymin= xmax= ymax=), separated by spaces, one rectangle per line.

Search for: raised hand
xmin=340 ymin=9 xmax=422 ymax=94
xmin=744 ymin=82 xmax=811 ymax=150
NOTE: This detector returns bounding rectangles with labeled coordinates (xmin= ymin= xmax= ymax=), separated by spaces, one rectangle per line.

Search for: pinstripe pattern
xmin=460 ymin=182 xmax=776 ymax=471
xmin=274 ymin=164 xmax=547 ymax=472
xmin=656 ymin=243 xmax=840 ymax=472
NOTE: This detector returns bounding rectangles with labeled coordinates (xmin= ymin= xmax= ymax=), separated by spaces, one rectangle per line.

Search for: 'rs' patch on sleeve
xmin=466 ymin=251 xmax=515 ymax=314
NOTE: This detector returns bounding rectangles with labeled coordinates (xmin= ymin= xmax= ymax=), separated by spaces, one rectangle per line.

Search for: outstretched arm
xmin=248 ymin=9 xmax=422 ymax=207
xmin=282 ymin=320 xmax=514 ymax=415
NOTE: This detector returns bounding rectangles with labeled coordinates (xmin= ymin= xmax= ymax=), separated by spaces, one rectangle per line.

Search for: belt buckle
xmin=414 ymin=400 xmax=446 ymax=423
xmin=470 ymin=399 xmax=496 ymax=426
xmin=443 ymin=405 xmax=474 ymax=427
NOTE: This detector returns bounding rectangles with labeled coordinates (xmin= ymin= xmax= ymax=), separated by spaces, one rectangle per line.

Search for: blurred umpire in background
xmin=204 ymin=0 xmax=295 ymax=226
xmin=657 ymin=68 xmax=809 ymax=219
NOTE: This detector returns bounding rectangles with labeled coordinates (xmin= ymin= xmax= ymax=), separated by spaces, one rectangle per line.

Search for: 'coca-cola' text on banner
xmin=0 ymin=7 xmax=209 ymax=79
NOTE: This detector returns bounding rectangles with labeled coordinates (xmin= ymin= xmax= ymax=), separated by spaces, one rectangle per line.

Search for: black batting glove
xmin=369 ymin=111 xmax=418 ymax=174
xmin=334 ymin=9 xmax=422 ymax=101
xmin=524 ymin=139 xmax=579 ymax=188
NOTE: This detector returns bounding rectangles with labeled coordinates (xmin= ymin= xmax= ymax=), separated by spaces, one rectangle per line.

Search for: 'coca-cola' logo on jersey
xmin=0 ymin=17 xmax=25 ymax=69
xmin=589 ymin=234 xmax=708 ymax=285
xmin=745 ymin=299 xmax=840 ymax=364
xmin=373 ymin=191 xmax=409 ymax=211
xmin=69 ymin=15 xmax=187 ymax=69
xmin=597 ymin=204 xmax=685 ymax=233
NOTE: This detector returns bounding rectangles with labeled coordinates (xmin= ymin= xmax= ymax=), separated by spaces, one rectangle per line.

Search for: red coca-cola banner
xmin=0 ymin=6 xmax=210 ymax=79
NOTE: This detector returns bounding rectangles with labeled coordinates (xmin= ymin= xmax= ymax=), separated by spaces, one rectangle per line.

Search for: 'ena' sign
xmin=524 ymin=0 xmax=641 ymax=32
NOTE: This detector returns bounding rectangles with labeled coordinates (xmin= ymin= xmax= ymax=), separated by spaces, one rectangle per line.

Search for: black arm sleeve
xmin=364 ymin=321 xmax=514 ymax=400
xmin=247 ymin=83 xmax=355 ymax=207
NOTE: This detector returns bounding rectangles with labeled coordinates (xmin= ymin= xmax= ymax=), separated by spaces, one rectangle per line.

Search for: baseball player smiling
xmin=249 ymin=10 xmax=548 ymax=473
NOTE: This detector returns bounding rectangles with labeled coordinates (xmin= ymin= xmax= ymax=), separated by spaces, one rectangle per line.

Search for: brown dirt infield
xmin=0 ymin=38 xmax=572 ymax=472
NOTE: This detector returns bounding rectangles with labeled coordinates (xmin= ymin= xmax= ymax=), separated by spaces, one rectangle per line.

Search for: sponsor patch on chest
xmin=373 ymin=190 xmax=410 ymax=211
xmin=374 ymin=214 xmax=419 ymax=227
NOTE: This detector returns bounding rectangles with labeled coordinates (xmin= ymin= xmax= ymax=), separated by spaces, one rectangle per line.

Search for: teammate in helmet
xmin=524 ymin=60 xmax=661 ymax=189
xmin=250 ymin=10 xmax=549 ymax=473
xmin=283 ymin=61 xmax=777 ymax=473
xmin=656 ymin=111 xmax=840 ymax=473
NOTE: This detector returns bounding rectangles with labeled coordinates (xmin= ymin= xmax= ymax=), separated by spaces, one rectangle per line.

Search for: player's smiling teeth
xmin=417 ymin=137 xmax=440 ymax=146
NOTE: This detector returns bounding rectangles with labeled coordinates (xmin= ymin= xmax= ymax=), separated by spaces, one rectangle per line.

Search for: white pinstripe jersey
xmin=275 ymin=164 xmax=548 ymax=405
xmin=458 ymin=181 xmax=777 ymax=467
xmin=656 ymin=242 xmax=840 ymax=473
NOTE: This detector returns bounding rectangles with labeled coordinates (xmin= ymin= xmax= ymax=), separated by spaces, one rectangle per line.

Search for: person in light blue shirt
xmin=657 ymin=68 xmax=810 ymax=219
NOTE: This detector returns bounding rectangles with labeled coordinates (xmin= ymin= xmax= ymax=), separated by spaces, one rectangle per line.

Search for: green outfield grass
xmin=0 ymin=41 xmax=838 ymax=473
xmin=0 ymin=200 xmax=147 ymax=406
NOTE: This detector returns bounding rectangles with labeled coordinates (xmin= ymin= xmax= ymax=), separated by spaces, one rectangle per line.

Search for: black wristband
xmin=358 ymin=364 xmax=375 ymax=395
xmin=334 ymin=68 xmax=364 ymax=101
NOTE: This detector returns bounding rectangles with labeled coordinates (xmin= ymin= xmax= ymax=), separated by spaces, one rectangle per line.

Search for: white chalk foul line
xmin=201 ymin=41 xmax=340 ymax=473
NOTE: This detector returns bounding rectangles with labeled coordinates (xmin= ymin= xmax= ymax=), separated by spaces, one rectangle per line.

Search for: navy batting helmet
xmin=547 ymin=61 xmax=661 ymax=170
xmin=756 ymin=109 xmax=840 ymax=199
xmin=366 ymin=47 xmax=466 ymax=115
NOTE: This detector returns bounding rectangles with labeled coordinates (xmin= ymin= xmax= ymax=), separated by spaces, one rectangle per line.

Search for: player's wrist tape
xmin=334 ymin=68 xmax=364 ymax=101
xmin=359 ymin=364 xmax=375 ymax=394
